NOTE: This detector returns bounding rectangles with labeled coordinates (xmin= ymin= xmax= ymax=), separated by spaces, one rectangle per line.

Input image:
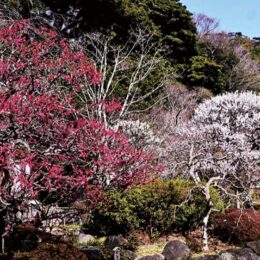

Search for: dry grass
xmin=135 ymin=230 xmax=236 ymax=258
xmin=136 ymin=242 xmax=166 ymax=258
xmin=135 ymin=232 xmax=186 ymax=258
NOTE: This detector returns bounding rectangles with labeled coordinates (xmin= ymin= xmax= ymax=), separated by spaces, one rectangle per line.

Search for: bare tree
xmin=228 ymin=45 xmax=260 ymax=91
xmin=193 ymin=13 xmax=219 ymax=40
xmin=76 ymin=28 xmax=170 ymax=127
xmin=148 ymin=84 xmax=212 ymax=176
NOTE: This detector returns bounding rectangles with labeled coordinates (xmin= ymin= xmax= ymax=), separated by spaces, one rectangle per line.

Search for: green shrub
xmin=83 ymin=179 xmax=223 ymax=236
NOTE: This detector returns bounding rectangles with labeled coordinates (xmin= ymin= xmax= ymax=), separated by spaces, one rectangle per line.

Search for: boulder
xmin=218 ymin=248 xmax=259 ymax=260
xmin=162 ymin=240 xmax=191 ymax=260
xmin=139 ymin=253 xmax=165 ymax=260
xmin=51 ymin=227 xmax=66 ymax=236
xmin=80 ymin=246 xmax=105 ymax=260
xmin=104 ymin=235 xmax=128 ymax=249
xmin=246 ymin=240 xmax=260 ymax=255
xmin=78 ymin=233 xmax=95 ymax=244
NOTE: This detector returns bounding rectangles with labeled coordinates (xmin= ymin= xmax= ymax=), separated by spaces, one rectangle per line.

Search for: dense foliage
xmin=83 ymin=179 xmax=223 ymax=237
xmin=38 ymin=0 xmax=197 ymax=63
xmin=186 ymin=55 xmax=225 ymax=94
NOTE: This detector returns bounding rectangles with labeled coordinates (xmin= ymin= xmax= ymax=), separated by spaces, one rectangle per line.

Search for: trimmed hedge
xmin=83 ymin=179 xmax=223 ymax=237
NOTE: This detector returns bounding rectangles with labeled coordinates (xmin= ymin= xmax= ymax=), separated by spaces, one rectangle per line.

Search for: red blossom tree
xmin=0 ymin=19 xmax=159 ymax=232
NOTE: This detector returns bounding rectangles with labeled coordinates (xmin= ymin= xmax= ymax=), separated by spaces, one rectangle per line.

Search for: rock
xmin=104 ymin=235 xmax=128 ymax=249
xmin=162 ymin=240 xmax=191 ymax=260
xmin=139 ymin=253 xmax=165 ymax=260
xmin=51 ymin=227 xmax=65 ymax=236
xmin=78 ymin=233 xmax=95 ymax=244
xmin=246 ymin=240 xmax=260 ymax=255
xmin=218 ymin=248 xmax=259 ymax=260
xmin=80 ymin=246 xmax=105 ymax=260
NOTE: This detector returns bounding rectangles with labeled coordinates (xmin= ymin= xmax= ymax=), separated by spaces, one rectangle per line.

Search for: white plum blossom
xmin=114 ymin=119 xmax=162 ymax=151
xmin=169 ymin=91 xmax=260 ymax=250
xmin=172 ymin=91 xmax=260 ymax=186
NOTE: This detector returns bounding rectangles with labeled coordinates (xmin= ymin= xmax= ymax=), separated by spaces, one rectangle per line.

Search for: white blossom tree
xmin=169 ymin=91 xmax=260 ymax=250
xmin=113 ymin=119 xmax=162 ymax=151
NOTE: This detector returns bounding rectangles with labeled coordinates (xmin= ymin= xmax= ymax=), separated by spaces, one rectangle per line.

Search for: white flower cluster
xmin=194 ymin=91 xmax=260 ymax=127
xmin=114 ymin=119 xmax=162 ymax=150
xmin=170 ymin=91 xmax=260 ymax=198
xmin=194 ymin=91 xmax=260 ymax=152
xmin=191 ymin=91 xmax=260 ymax=188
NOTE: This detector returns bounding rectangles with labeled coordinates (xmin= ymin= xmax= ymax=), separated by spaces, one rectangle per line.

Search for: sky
xmin=180 ymin=0 xmax=260 ymax=38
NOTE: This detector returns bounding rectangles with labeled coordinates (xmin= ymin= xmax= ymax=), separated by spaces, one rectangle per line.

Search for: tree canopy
xmin=4 ymin=0 xmax=197 ymax=65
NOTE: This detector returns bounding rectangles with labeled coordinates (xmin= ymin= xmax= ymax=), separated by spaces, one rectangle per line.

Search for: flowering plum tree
xmin=113 ymin=119 xmax=162 ymax=151
xmin=169 ymin=91 xmax=260 ymax=250
xmin=0 ymin=19 xmax=159 ymax=233
xmin=0 ymin=19 xmax=100 ymax=95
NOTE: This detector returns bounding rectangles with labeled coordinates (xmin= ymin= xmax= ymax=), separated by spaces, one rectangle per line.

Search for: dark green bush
xmin=83 ymin=179 xmax=223 ymax=236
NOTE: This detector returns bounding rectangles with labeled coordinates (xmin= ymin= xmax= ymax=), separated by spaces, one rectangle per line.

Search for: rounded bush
xmin=212 ymin=208 xmax=260 ymax=243
xmin=83 ymin=179 xmax=223 ymax=236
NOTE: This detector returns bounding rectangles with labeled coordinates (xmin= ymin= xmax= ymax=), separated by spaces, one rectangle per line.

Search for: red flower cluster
xmin=0 ymin=20 xmax=159 ymax=223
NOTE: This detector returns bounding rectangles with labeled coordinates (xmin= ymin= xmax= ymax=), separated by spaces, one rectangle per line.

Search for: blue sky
xmin=180 ymin=0 xmax=260 ymax=38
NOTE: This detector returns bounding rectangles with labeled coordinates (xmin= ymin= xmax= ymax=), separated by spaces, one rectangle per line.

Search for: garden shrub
xmin=83 ymin=178 xmax=223 ymax=236
xmin=212 ymin=208 xmax=260 ymax=243
xmin=15 ymin=242 xmax=88 ymax=260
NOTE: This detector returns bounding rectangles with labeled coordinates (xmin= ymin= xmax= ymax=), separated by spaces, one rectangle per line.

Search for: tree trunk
xmin=236 ymin=190 xmax=241 ymax=209
xmin=202 ymin=207 xmax=212 ymax=251
xmin=0 ymin=213 xmax=5 ymax=237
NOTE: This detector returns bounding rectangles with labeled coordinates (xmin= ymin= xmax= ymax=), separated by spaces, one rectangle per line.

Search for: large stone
xmin=139 ymin=253 xmax=165 ymax=260
xmin=51 ymin=227 xmax=66 ymax=236
xmin=104 ymin=235 xmax=128 ymax=249
xmin=80 ymin=246 xmax=105 ymax=260
xmin=78 ymin=233 xmax=95 ymax=244
xmin=246 ymin=240 xmax=260 ymax=255
xmin=218 ymin=248 xmax=259 ymax=260
xmin=162 ymin=240 xmax=191 ymax=260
